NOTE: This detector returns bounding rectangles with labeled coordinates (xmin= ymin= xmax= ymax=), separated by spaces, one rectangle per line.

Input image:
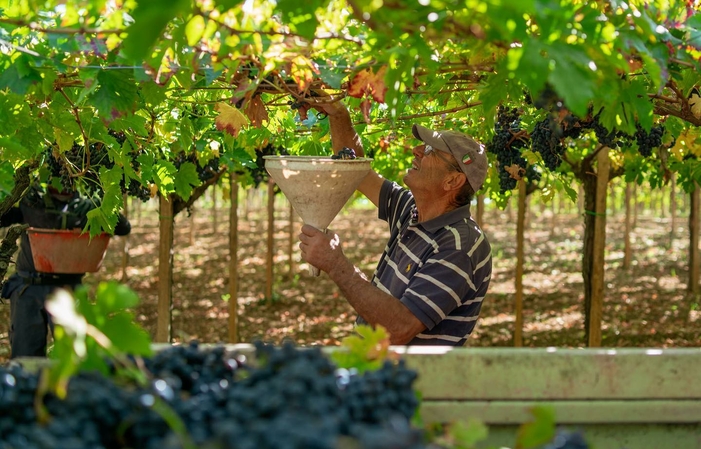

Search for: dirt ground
xmin=1 ymin=190 xmax=700 ymax=360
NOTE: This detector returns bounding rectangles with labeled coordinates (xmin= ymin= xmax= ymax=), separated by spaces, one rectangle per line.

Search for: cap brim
xmin=412 ymin=124 xmax=450 ymax=152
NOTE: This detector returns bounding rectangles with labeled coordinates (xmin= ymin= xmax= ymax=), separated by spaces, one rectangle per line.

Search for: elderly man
xmin=298 ymin=99 xmax=492 ymax=346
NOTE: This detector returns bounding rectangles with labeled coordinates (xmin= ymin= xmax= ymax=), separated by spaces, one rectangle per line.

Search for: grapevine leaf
xmin=0 ymin=93 xmax=32 ymax=136
xmin=139 ymin=80 xmax=168 ymax=107
xmin=185 ymin=14 xmax=206 ymax=47
xmin=136 ymin=153 xmax=155 ymax=181
xmin=330 ymin=324 xmax=395 ymax=373
xmin=215 ymin=102 xmax=249 ymax=137
xmin=244 ymin=96 xmax=269 ymax=127
xmin=369 ymin=66 xmax=388 ymax=104
xmin=96 ymin=281 xmax=140 ymax=313
xmin=53 ymin=128 xmax=75 ymax=153
xmin=291 ymin=55 xmax=319 ymax=92
xmin=447 ymin=419 xmax=490 ymax=448
xmin=101 ymin=313 xmax=153 ymax=356
xmin=317 ymin=64 xmax=347 ymax=89
xmin=515 ymin=406 xmax=556 ymax=449
xmin=547 ymin=51 xmax=594 ymax=117
xmin=515 ymin=40 xmax=549 ymax=97
xmin=153 ymin=159 xmax=177 ymax=194
xmin=0 ymin=58 xmax=42 ymax=94
xmin=347 ymin=66 xmax=388 ymax=103
xmin=273 ymin=0 xmax=323 ymax=41
xmin=173 ymin=161 xmax=200 ymax=200
xmin=121 ymin=0 xmax=191 ymax=61
xmin=621 ymin=79 xmax=653 ymax=131
xmin=348 ymin=69 xmax=374 ymax=99
xmin=0 ymin=137 xmax=33 ymax=163
xmin=86 ymin=203 xmax=119 ymax=236
xmin=88 ymin=71 xmax=139 ymax=123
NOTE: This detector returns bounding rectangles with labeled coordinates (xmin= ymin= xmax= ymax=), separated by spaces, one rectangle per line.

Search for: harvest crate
xmin=12 ymin=346 xmax=701 ymax=449
xmin=395 ymin=346 xmax=701 ymax=449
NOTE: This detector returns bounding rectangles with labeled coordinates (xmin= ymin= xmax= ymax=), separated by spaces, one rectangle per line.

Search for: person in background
xmin=0 ymin=184 xmax=131 ymax=358
xmin=298 ymin=98 xmax=492 ymax=346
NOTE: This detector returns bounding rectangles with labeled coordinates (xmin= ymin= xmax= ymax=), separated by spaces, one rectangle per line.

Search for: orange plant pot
xmin=27 ymin=227 xmax=111 ymax=274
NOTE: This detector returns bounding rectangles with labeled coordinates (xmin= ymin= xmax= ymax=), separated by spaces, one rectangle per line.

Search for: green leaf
xmin=185 ymin=14 xmax=206 ymax=47
xmin=0 ymin=57 xmax=42 ymax=94
xmin=621 ymin=79 xmax=653 ymax=131
xmin=318 ymin=64 xmax=347 ymax=90
xmin=0 ymin=137 xmax=33 ymax=163
xmin=547 ymin=48 xmax=594 ymax=117
xmin=139 ymin=80 xmax=168 ymax=106
xmin=88 ymin=71 xmax=139 ymax=123
xmin=95 ymin=280 xmax=140 ymax=313
xmin=330 ymin=324 xmax=392 ymax=373
xmin=515 ymin=40 xmax=549 ymax=98
xmin=515 ymin=406 xmax=556 ymax=449
xmin=122 ymin=0 xmax=191 ymax=61
xmin=101 ymin=313 xmax=153 ymax=356
xmin=153 ymin=159 xmax=177 ymax=194
xmin=448 ymin=419 xmax=489 ymax=448
xmin=275 ymin=0 xmax=324 ymax=41
xmin=174 ymin=161 xmax=201 ymax=200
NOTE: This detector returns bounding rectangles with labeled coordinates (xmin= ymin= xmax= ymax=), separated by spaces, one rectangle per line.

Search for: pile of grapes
xmin=0 ymin=341 xmax=426 ymax=449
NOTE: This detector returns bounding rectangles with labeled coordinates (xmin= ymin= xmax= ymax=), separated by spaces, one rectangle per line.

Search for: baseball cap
xmin=412 ymin=124 xmax=488 ymax=192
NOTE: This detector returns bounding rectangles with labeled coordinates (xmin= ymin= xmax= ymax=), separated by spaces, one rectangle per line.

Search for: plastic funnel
xmin=264 ymin=156 xmax=372 ymax=276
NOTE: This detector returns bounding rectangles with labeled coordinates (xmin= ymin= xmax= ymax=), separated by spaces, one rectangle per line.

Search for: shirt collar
xmin=409 ymin=203 xmax=472 ymax=233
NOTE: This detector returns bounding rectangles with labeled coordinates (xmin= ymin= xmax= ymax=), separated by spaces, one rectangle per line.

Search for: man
xmin=0 ymin=184 xmax=131 ymax=357
xmin=298 ymin=99 xmax=492 ymax=346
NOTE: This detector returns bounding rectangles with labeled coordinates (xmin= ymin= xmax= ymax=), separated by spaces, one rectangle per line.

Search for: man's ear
xmin=444 ymin=172 xmax=467 ymax=191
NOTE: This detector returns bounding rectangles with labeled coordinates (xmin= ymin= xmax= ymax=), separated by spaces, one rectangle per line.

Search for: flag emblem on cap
xmin=462 ymin=154 xmax=473 ymax=165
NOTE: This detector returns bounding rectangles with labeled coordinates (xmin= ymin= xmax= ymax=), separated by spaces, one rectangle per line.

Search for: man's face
xmin=404 ymin=144 xmax=460 ymax=194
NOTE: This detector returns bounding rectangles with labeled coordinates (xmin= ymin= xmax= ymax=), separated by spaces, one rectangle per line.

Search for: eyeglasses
xmin=423 ymin=145 xmax=461 ymax=172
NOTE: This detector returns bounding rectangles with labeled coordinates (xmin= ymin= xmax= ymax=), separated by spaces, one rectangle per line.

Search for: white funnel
xmin=264 ymin=156 xmax=372 ymax=276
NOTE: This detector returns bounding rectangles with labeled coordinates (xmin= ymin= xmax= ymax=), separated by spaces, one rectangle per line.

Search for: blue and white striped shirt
xmin=357 ymin=180 xmax=492 ymax=346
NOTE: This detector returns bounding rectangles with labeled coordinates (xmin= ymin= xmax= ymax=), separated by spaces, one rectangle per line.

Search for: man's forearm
xmin=327 ymin=109 xmax=363 ymax=155
xmin=327 ymin=258 xmax=425 ymax=344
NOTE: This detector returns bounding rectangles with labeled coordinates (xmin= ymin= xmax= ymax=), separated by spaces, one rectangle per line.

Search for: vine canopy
xmin=0 ymin=0 xmax=700 ymax=232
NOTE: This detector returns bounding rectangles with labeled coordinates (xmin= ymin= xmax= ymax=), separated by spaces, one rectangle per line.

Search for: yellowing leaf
xmin=347 ymin=66 xmax=388 ymax=104
xmin=368 ymin=65 xmax=388 ymax=103
xmin=185 ymin=15 xmax=206 ymax=47
xmin=290 ymin=55 xmax=318 ymax=92
xmin=215 ymin=102 xmax=248 ymax=136
xmin=244 ymin=96 xmax=269 ymax=128
xmin=348 ymin=68 xmax=373 ymax=99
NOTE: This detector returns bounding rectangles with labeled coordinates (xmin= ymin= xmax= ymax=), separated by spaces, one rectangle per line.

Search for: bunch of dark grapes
xmin=44 ymin=129 xmax=127 ymax=196
xmin=250 ymin=143 xmax=289 ymax=188
xmin=634 ymin=124 xmax=664 ymax=157
xmin=0 ymin=340 xmax=427 ymax=449
xmin=172 ymin=151 xmax=221 ymax=182
xmin=121 ymin=177 xmax=151 ymax=202
xmin=530 ymin=117 xmax=566 ymax=171
xmin=584 ymin=112 xmax=630 ymax=149
xmin=540 ymin=428 xmax=590 ymax=449
xmin=486 ymin=106 xmax=529 ymax=192
xmin=332 ymin=147 xmax=357 ymax=159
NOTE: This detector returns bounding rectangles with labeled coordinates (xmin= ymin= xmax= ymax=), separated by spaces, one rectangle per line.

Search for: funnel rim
xmin=263 ymin=155 xmax=373 ymax=163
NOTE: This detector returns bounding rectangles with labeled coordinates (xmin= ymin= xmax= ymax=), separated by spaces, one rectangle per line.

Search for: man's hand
xmin=308 ymin=90 xmax=350 ymax=118
xmin=298 ymin=224 xmax=347 ymax=274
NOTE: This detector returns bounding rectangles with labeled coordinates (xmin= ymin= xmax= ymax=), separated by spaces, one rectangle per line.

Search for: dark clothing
xmin=1 ymin=187 xmax=130 ymax=358
xmin=357 ymin=180 xmax=492 ymax=346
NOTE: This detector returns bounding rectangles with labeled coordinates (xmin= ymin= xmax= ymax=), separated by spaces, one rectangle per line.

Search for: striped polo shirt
xmin=357 ymin=180 xmax=492 ymax=346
